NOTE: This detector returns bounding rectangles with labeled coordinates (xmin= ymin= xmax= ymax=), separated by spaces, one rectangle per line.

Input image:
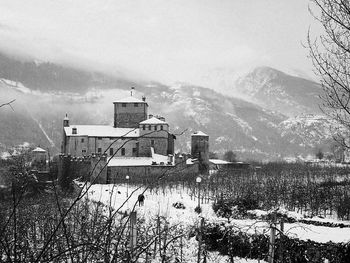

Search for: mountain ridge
xmin=0 ymin=52 xmax=336 ymax=161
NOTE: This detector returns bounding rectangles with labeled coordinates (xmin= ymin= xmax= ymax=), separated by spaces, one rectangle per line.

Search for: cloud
xmin=0 ymin=0 xmax=319 ymax=86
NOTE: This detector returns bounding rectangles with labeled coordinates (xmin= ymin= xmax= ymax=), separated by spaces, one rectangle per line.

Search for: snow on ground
xmin=80 ymin=182 xmax=350 ymax=245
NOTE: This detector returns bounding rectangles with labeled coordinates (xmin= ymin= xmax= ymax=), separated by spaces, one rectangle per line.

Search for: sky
xmin=0 ymin=0 xmax=323 ymax=86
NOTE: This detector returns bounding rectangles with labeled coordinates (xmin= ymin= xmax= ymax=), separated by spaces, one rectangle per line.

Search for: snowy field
xmin=77 ymin=182 xmax=350 ymax=262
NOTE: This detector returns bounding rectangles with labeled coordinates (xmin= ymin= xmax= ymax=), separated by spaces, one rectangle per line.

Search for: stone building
xmin=60 ymin=91 xmax=213 ymax=183
xmin=62 ymin=95 xmax=175 ymax=159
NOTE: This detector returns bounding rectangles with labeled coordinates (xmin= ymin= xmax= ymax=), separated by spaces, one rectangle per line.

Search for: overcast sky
xmin=0 ymin=0 xmax=323 ymax=86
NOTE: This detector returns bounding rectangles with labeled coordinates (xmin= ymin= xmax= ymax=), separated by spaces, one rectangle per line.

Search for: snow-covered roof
xmin=64 ymin=125 xmax=140 ymax=137
xmin=209 ymin=159 xmax=231 ymax=165
xmin=107 ymin=148 xmax=172 ymax=167
xmin=191 ymin=131 xmax=209 ymax=137
xmin=140 ymin=117 xmax=168 ymax=125
xmin=108 ymin=154 xmax=172 ymax=167
xmin=113 ymin=96 xmax=146 ymax=104
xmin=108 ymin=157 xmax=154 ymax=166
xmin=32 ymin=147 xmax=46 ymax=153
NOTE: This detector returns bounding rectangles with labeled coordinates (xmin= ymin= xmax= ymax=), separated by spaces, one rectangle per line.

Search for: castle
xmin=60 ymin=90 xmax=210 ymax=183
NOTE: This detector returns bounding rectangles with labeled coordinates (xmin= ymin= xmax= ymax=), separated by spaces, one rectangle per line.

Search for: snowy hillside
xmin=0 ymin=53 xmax=337 ymax=160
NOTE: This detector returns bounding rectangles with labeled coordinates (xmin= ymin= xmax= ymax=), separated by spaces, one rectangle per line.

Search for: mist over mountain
xmin=0 ymin=52 xmax=335 ymax=161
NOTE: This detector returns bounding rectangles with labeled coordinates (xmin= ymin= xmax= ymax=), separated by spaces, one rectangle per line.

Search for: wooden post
xmin=268 ymin=213 xmax=276 ymax=263
xmin=129 ymin=211 xmax=137 ymax=259
xmin=197 ymin=217 xmax=204 ymax=263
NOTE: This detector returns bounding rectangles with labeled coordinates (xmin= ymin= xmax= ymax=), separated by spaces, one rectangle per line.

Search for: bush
xmin=172 ymin=201 xmax=186 ymax=209
xmin=212 ymin=195 xmax=260 ymax=219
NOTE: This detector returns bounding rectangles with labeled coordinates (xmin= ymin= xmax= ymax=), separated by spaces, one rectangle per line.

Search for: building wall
xmin=65 ymin=136 xmax=139 ymax=157
xmin=114 ymin=102 xmax=147 ymax=128
xmin=139 ymin=125 xmax=169 ymax=156
xmin=107 ymin=163 xmax=198 ymax=183
xmin=191 ymin=135 xmax=209 ymax=174
xmin=191 ymin=136 xmax=209 ymax=162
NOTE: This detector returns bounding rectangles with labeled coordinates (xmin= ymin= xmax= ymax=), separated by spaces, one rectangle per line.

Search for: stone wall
xmin=64 ymin=136 xmax=139 ymax=158
xmin=57 ymin=154 xmax=108 ymax=187
xmin=114 ymin=102 xmax=148 ymax=128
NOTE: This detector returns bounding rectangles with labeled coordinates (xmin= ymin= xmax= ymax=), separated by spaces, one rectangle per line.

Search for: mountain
xmin=278 ymin=114 xmax=336 ymax=149
xmin=0 ymin=52 xmax=336 ymax=160
xmin=201 ymin=66 xmax=323 ymax=117
xmin=234 ymin=67 xmax=323 ymax=117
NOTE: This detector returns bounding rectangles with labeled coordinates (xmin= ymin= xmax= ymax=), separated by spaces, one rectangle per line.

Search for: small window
xmin=121 ymin=148 xmax=125 ymax=156
xmin=134 ymin=103 xmax=138 ymax=107
xmin=82 ymin=149 xmax=86 ymax=154
xmin=148 ymin=125 xmax=151 ymax=131
xmin=110 ymin=148 xmax=113 ymax=156
xmin=98 ymin=137 xmax=102 ymax=140
xmin=142 ymin=125 xmax=145 ymax=130
xmin=151 ymin=140 xmax=155 ymax=147
xmin=160 ymin=125 xmax=163 ymax=130
xmin=98 ymin=148 xmax=102 ymax=153
xmin=72 ymin=128 xmax=77 ymax=134
xmin=81 ymin=138 xmax=84 ymax=143
xmin=132 ymin=148 xmax=137 ymax=156
xmin=122 ymin=103 xmax=126 ymax=107
xmin=154 ymin=125 xmax=157 ymax=131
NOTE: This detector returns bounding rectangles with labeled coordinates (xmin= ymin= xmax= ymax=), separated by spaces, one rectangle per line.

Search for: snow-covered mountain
xmin=234 ymin=67 xmax=323 ymax=117
xmin=278 ymin=114 xmax=336 ymax=149
xmin=0 ymin=53 xmax=338 ymax=160
xmin=202 ymin=66 xmax=323 ymax=117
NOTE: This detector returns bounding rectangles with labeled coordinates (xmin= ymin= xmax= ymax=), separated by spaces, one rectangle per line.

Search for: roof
xmin=113 ymin=96 xmax=147 ymax=104
xmin=209 ymin=159 xmax=232 ymax=165
xmin=140 ymin=117 xmax=168 ymax=125
xmin=107 ymin=154 xmax=172 ymax=167
xmin=64 ymin=125 xmax=140 ymax=137
xmin=32 ymin=147 xmax=46 ymax=153
xmin=191 ymin=131 xmax=209 ymax=137
xmin=108 ymin=157 xmax=154 ymax=166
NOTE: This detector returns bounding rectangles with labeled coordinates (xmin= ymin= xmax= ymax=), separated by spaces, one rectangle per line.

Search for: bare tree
xmin=308 ymin=0 xmax=350 ymax=147
xmin=0 ymin=99 xmax=15 ymax=110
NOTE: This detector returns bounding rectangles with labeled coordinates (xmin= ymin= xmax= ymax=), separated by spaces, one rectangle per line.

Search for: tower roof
xmin=140 ymin=117 xmax=168 ymax=125
xmin=113 ymin=96 xmax=147 ymax=104
xmin=32 ymin=147 xmax=46 ymax=153
xmin=191 ymin=131 xmax=209 ymax=137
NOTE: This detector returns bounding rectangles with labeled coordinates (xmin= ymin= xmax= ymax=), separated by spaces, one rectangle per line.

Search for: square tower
xmin=113 ymin=96 xmax=148 ymax=128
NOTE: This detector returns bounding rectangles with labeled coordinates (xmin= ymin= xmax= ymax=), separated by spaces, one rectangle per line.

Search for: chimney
xmin=142 ymin=96 xmax=146 ymax=102
xmin=149 ymin=114 xmax=153 ymax=119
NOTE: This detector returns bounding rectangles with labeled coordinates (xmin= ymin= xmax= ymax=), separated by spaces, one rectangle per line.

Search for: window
xmin=72 ymin=128 xmax=77 ymax=134
xmin=81 ymin=138 xmax=84 ymax=143
xmin=142 ymin=125 xmax=145 ymax=130
xmin=151 ymin=140 xmax=155 ymax=147
xmin=122 ymin=103 xmax=126 ymax=107
xmin=110 ymin=148 xmax=113 ymax=156
xmin=121 ymin=148 xmax=125 ymax=156
xmin=134 ymin=103 xmax=138 ymax=107
xmin=154 ymin=125 xmax=157 ymax=131
xmin=82 ymin=149 xmax=86 ymax=154
xmin=132 ymin=148 xmax=137 ymax=156
xmin=160 ymin=125 xmax=163 ymax=130
xmin=98 ymin=148 xmax=102 ymax=153
xmin=148 ymin=125 xmax=151 ymax=131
